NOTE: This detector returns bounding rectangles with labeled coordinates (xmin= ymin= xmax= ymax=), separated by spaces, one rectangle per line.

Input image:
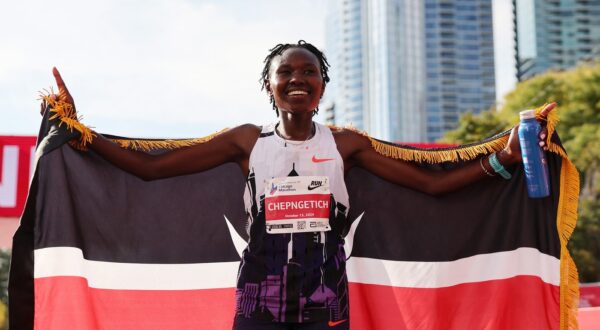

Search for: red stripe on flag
xmin=34 ymin=277 xmax=236 ymax=329
xmin=349 ymin=276 xmax=560 ymax=330
xmin=35 ymin=275 xmax=559 ymax=329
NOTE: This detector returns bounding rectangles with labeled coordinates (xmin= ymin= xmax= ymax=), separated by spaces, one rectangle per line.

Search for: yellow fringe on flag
xmin=346 ymin=103 xmax=557 ymax=164
xmin=40 ymin=95 xmax=227 ymax=151
xmin=557 ymin=158 xmax=580 ymax=330
xmin=41 ymin=94 xmax=96 ymax=151
xmin=109 ymin=129 xmax=229 ymax=152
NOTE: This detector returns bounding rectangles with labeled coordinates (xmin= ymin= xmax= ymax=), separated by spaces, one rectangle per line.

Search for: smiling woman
xmin=260 ymin=41 xmax=330 ymax=119
xmin=37 ymin=40 xmax=555 ymax=330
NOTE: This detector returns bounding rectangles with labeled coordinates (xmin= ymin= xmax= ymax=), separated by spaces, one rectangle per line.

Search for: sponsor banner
xmin=0 ymin=135 xmax=36 ymax=217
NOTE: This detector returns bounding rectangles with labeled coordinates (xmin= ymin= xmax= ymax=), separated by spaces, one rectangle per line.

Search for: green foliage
xmin=0 ymin=249 xmax=8 ymax=330
xmin=570 ymin=189 xmax=600 ymax=282
xmin=444 ymin=62 xmax=600 ymax=282
xmin=0 ymin=250 xmax=8 ymax=306
xmin=441 ymin=111 xmax=511 ymax=144
xmin=0 ymin=300 xmax=6 ymax=330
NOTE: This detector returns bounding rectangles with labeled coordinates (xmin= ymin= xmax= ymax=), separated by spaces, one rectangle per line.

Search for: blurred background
xmin=1 ymin=0 xmax=599 ymax=328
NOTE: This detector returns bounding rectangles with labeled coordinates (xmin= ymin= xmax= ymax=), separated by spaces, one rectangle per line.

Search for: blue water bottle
xmin=518 ymin=110 xmax=550 ymax=198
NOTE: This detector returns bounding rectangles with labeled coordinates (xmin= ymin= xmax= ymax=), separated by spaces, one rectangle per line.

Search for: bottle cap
xmin=520 ymin=109 xmax=536 ymax=120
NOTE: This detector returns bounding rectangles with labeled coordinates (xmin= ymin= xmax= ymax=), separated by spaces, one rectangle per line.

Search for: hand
xmin=501 ymin=102 xmax=556 ymax=165
xmin=40 ymin=67 xmax=76 ymax=116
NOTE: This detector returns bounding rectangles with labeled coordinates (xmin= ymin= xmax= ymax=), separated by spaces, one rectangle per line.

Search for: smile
xmin=287 ymin=90 xmax=309 ymax=96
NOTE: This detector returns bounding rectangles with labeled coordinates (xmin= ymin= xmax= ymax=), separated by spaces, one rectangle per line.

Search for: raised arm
xmin=334 ymin=103 xmax=555 ymax=196
xmin=86 ymin=125 xmax=259 ymax=180
xmin=47 ymin=68 xmax=260 ymax=180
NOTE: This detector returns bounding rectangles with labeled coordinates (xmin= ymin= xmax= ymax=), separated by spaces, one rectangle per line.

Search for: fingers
xmin=52 ymin=67 xmax=76 ymax=108
xmin=539 ymin=102 xmax=556 ymax=118
xmin=52 ymin=67 xmax=66 ymax=90
xmin=52 ymin=67 xmax=71 ymax=98
xmin=539 ymin=130 xmax=549 ymax=151
xmin=537 ymin=102 xmax=556 ymax=151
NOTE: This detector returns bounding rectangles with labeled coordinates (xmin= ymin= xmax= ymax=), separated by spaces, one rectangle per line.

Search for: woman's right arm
xmin=87 ymin=125 xmax=259 ymax=180
xmin=49 ymin=67 xmax=259 ymax=180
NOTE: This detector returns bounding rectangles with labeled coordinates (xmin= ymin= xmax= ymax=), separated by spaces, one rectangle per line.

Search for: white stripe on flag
xmin=34 ymin=246 xmax=559 ymax=290
xmin=34 ymin=247 xmax=239 ymax=290
xmin=347 ymin=247 xmax=560 ymax=287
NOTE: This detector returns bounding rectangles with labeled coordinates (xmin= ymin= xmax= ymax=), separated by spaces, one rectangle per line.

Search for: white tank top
xmin=243 ymin=122 xmax=349 ymax=229
xmin=236 ymin=121 xmax=351 ymax=323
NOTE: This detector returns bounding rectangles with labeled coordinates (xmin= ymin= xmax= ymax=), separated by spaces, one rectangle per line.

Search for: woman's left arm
xmin=337 ymin=103 xmax=556 ymax=196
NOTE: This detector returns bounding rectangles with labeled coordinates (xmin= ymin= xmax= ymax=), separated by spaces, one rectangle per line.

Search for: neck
xmin=277 ymin=111 xmax=315 ymax=141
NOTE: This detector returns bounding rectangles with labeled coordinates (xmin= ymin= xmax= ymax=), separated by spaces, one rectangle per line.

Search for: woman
xmin=45 ymin=40 xmax=554 ymax=330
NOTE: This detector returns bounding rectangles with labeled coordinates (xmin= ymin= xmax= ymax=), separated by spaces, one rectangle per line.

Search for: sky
xmin=1 ymin=0 xmax=515 ymax=138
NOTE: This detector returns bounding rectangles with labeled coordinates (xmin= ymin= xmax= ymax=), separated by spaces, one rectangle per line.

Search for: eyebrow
xmin=276 ymin=63 xmax=318 ymax=69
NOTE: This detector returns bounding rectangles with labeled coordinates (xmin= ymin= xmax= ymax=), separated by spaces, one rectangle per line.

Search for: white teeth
xmin=288 ymin=90 xmax=308 ymax=95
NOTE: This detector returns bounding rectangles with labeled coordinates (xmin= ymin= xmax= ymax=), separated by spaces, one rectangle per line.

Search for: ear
xmin=265 ymin=79 xmax=273 ymax=96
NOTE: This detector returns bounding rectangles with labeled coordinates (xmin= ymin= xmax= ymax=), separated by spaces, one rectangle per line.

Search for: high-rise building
xmin=325 ymin=0 xmax=496 ymax=142
xmin=424 ymin=0 xmax=496 ymax=141
xmin=514 ymin=0 xmax=600 ymax=81
xmin=325 ymin=0 xmax=368 ymax=130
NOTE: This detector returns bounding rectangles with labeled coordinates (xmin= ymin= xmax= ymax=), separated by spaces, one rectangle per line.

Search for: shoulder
xmin=230 ymin=123 xmax=262 ymax=136
xmin=220 ymin=124 xmax=261 ymax=154
xmin=329 ymin=126 xmax=372 ymax=160
xmin=330 ymin=126 xmax=371 ymax=148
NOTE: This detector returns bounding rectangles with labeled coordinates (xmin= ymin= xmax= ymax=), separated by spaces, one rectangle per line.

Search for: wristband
xmin=480 ymin=157 xmax=495 ymax=177
xmin=488 ymin=153 xmax=511 ymax=180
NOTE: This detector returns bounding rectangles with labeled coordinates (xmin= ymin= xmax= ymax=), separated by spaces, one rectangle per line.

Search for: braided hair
xmin=260 ymin=40 xmax=330 ymax=116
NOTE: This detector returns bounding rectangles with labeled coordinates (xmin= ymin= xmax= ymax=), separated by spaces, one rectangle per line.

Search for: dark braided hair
xmin=260 ymin=40 xmax=331 ymax=116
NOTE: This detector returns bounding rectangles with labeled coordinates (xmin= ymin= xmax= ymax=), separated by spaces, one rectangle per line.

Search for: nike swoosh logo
xmin=307 ymin=185 xmax=322 ymax=191
xmin=328 ymin=319 xmax=348 ymax=327
xmin=312 ymin=155 xmax=334 ymax=163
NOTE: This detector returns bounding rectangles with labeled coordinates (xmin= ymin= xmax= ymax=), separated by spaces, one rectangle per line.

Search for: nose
xmin=289 ymin=71 xmax=305 ymax=85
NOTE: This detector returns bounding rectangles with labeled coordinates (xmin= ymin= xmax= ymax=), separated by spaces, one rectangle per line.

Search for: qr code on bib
xmin=298 ymin=221 xmax=306 ymax=230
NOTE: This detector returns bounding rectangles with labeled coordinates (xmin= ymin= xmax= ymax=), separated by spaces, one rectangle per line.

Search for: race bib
xmin=264 ymin=176 xmax=331 ymax=234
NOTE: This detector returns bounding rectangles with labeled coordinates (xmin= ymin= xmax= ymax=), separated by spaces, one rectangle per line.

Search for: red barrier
xmin=0 ymin=136 xmax=37 ymax=217
xmin=580 ymin=283 xmax=600 ymax=307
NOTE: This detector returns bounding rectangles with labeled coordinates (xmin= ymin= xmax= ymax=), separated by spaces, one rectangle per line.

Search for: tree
xmin=0 ymin=249 xmax=9 ymax=330
xmin=0 ymin=249 xmax=9 ymax=306
xmin=443 ymin=62 xmax=600 ymax=282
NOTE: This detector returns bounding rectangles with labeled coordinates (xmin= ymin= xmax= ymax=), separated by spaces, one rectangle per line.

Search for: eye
xmin=304 ymin=69 xmax=316 ymax=75
xmin=277 ymin=69 xmax=291 ymax=76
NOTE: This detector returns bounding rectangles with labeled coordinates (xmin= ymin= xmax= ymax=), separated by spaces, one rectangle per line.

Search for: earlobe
xmin=265 ymin=80 xmax=272 ymax=95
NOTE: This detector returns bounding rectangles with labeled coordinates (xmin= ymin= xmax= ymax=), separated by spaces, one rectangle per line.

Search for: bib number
xmin=264 ymin=176 xmax=331 ymax=234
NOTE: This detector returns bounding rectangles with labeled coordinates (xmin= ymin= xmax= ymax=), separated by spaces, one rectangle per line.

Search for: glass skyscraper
xmin=514 ymin=0 xmax=600 ymax=81
xmin=325 ymin=0 xmax=368 ymax=130
xmin=424 ymin=0 xmax=496 ymax=141
xmin=326 ymin=0 xmax=496 ymax=142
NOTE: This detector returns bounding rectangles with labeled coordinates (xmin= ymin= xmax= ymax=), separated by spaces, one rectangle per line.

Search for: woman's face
xmin=266 ymin=47 xmax=324 ymax=115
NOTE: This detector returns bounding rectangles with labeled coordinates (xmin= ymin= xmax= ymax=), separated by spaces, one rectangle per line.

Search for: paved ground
xmin=579 ymin=307 xmax=600 ymax=329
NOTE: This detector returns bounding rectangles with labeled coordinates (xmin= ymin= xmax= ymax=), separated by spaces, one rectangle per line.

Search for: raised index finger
xmin=539 ymin=102 xmax=556 ymax=118
xmin=52 ymin=67 xmax=70 ymax=94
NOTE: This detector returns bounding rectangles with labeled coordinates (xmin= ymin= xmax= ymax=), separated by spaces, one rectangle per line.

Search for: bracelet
xmin=479 ymin=157 xmax=495 ymax=177
xmin=488 ymin=153 xmax=512 ymax=180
